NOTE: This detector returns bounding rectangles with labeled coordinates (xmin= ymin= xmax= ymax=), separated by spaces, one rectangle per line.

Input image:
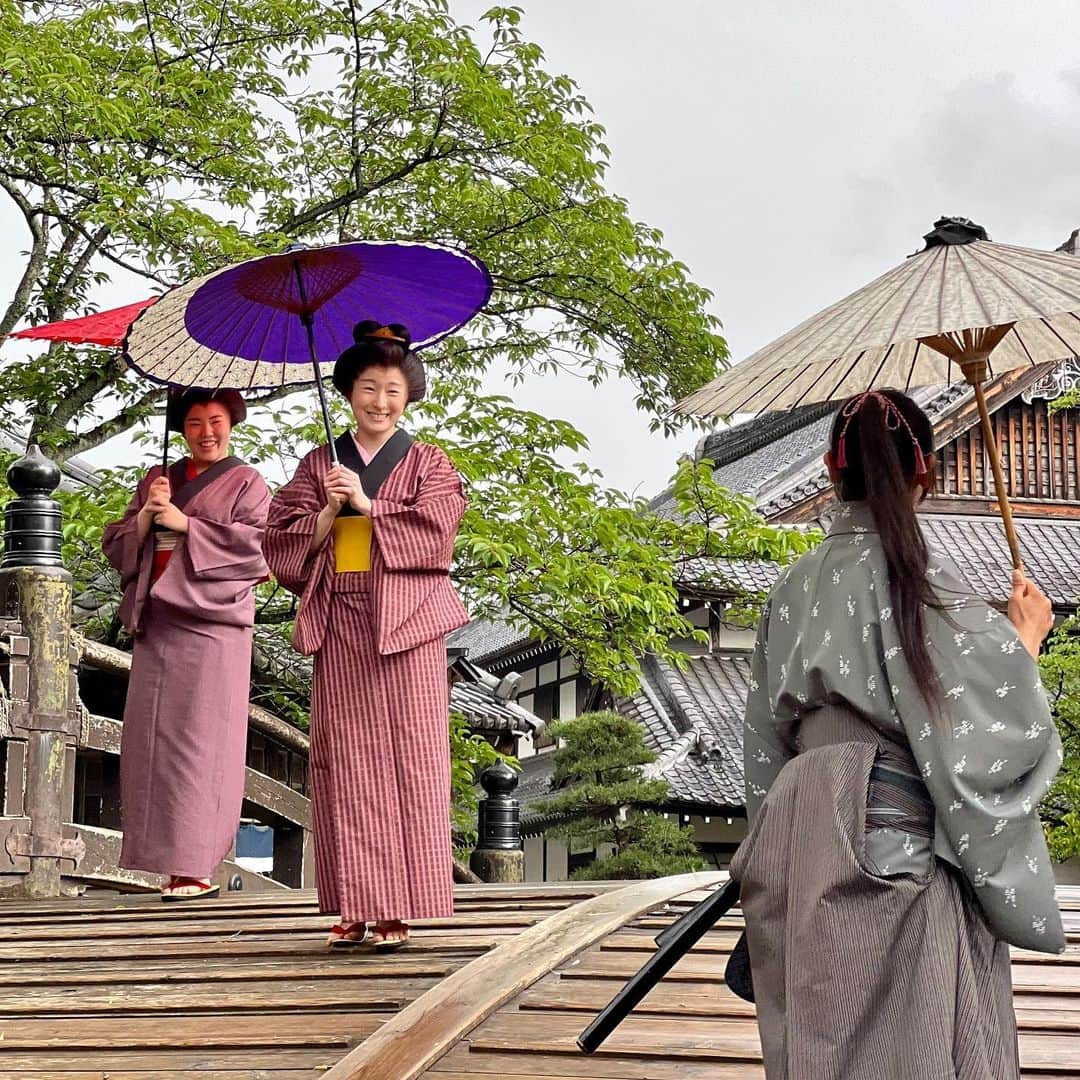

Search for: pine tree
xmin=1040 ymin=616 xmax=1080 ymax=860
xmin=538 ymin=711 xmax=703 ymax=880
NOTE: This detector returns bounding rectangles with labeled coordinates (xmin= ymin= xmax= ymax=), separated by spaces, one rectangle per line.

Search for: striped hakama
xmin=734 ymin=704 xmax=1019 ymax=1080
xmin=263 ymin=437 xmax=469 ymax=924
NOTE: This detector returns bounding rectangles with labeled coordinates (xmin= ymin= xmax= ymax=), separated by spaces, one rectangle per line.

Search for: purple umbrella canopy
xmin=123 ymin=240 xmax=492 ymax=391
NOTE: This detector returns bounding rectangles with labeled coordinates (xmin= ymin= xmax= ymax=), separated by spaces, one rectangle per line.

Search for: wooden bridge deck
xmin=0 ymin=882 xmax=1077 ymax=1079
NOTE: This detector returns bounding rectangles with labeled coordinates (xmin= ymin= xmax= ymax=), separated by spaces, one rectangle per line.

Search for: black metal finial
xmin=476 ymin=761 xmax=521 ymax=850
xmin=3 ymin=445 xmax=63 ymax=569
xmin=480 ymin=760 xmax=519 ymax=797
xmin=8 ymin=445 xmax=61 ymax=498
xmin=919 ymin=216 xmax=990 ymax=252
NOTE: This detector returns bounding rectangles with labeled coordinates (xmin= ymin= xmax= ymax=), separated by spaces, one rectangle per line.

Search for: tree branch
xmin=0 ymin=179 xmax=49 ymax=339
xmin=49 ymin=212 xmax=169 ymax=285
xmin=50 ymin=387 xmax=164 ymax=462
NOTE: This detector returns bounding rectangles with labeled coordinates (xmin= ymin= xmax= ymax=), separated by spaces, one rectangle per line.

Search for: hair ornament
xmin=365 ymin=325 xmax=408 ymax=344
xmin=835 ymin=390 xmax=928 ymax=475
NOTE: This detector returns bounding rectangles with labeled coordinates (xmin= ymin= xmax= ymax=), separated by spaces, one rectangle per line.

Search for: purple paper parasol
xmin=123 ymin=239 xmax=492 ymax=461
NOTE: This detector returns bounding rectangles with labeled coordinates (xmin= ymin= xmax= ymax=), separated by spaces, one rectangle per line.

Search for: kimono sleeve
xmin=184 ymin=471 xmax=270 ymax=582
xmin=883 ymin=556 xmax=1065 ymax=953
xmin=263 ymin=453 xmax=325 ymax=596
xmin=743 ymin=599 xmax=799 ymax=825
xmin=370 ymin=447 xmax=465 ymax=572
xmin=102 ymin=471 xmax=154 ymax=588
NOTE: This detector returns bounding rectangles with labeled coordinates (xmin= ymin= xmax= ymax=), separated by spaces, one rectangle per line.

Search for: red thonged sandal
xmin=161 ymin=877 xmax=220 ymax=902
xmin=327 ymin=921 xmax=372 ymax=949
xmin=371 ymin=920 xmax=409 ymax=951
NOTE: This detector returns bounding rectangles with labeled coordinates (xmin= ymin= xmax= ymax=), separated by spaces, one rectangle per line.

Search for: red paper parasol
xmin=8 ymin=298 xmax=158 ymax=348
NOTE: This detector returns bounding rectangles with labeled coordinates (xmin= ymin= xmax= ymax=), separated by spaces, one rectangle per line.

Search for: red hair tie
xmin=835 ymin=391 xmax=928 ymax=475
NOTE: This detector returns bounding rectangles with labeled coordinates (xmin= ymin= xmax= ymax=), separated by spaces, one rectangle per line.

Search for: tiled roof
xmin=677 ymin=556 xmax=783 ymax=596
xmin=920 ymin=513 xmax=1080 ymax=607
xmin=448 ymin=654 xmax=545 ymax=735
xmin=617 ymin=652 xmax=750 ymax=811
xmin=516 ymin=753 xmax=558 ymax=812
xmin=447 ymin=618 xmax=535 ymax=666
xmin=450 ymin=680 xmax=543 ymax=735
xmin=695 ymin=402 xmax=839 ymax=471
xmin=652 ymin=384 xmax=970 ymax=520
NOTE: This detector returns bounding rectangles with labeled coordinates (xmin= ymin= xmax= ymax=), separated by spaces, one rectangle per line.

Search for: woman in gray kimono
xmin=734 ymin=388 xmax=1064 ymax=1080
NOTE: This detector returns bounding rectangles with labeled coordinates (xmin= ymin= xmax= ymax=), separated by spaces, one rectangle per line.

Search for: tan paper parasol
xmin=677 ymin=217 xmax=1080 ymax=569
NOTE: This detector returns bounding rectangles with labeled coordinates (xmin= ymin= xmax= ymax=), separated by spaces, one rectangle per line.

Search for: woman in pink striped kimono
xmin=263 ymin=321 xmax=468 ymax=950
xmin=103 ymin=389 xmax=270 ymax=901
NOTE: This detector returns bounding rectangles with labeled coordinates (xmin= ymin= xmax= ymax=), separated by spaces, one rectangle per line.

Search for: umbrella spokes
xmin=233 ymin=247 xmax=365 ymax=316
xmin=919 ymin=324 xmax=1015 ymax=378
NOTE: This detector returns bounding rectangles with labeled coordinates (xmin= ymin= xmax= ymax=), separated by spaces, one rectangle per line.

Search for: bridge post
xmin=0 ymin=446 xmax=79 ymax=897
xmin=469 ymin=760 xmax=523 ymax=884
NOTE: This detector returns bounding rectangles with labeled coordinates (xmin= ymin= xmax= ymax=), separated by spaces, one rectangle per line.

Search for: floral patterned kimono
xmin=734 ymin=500 xmax=1064 ymax=1080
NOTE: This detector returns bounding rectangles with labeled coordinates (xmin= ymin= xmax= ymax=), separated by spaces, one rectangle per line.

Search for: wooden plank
xmin=1073 ymin=417 xmax=1080 ymax=500
xmin=0 ymin=976 xmax=442 ymax=1015
xmin=470 ymin=1011 xmax=763 ymax=1061
xmin=321 ymin=871 xmax=726 ymax=1080
xmin=0 ymin=1073 xmax=314 ymax=1080
xmin=466 ymin=1011 xmax=1080 ymax=1070
xmin=519 ymin=973 xmax=756 ymax=1019
xmin=0 ymin=1010 xmax=390 ymax=1050
xmin=0 ymin=1049 xmax=338 ymax=1071
xmin=517 ymin=974 xmax=1080 ymax=1030
xmin=1049 ymin=410 xmax=1059 ymax=499
xmin=0 ymin=957 xmax=466 ymax=989
xmin=1010 ymin=407 xmax=1020 ymax=495
xmin=0 ymin=882 xmax=607 ymax=916
xmin=563 ymin=950 xmax=1080 ymax=991
xmin=426 ymin=1044 xmax=765 ymax=1079
xmin=0 ymin=936 xmax=501 ymax=970
xmin=0 ymin=898 xmax=571 ymax=928
xmin=968 ymin=425 xmax=979 ymax=495
xmin=1035 ymin=404 xmax=1045 ymax=495
xmin=0 ymin=912 xmax=549 ymax=942
xmin=600 ymin=931 xmax=1080 ymax=966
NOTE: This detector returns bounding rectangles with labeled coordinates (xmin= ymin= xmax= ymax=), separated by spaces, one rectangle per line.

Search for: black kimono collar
xmin=334 ymin=428 xmax=414 ymax=517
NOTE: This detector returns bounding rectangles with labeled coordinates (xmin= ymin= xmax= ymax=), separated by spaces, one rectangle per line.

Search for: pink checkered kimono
xmin=263 ymin=438 xmax=468 ymax=922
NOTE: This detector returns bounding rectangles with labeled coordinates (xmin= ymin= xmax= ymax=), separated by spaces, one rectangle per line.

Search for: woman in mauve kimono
xmin=102 ymin=389 xmax=270 ymax=901
xmin=262 ymin=320 xmax=468 ymax=950
xmin=733 ymin=388 xmax=1064 ymax=1079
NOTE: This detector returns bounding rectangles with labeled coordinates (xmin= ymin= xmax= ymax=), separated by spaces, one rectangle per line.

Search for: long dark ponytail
xmin=829 ymin=389 xmax=943 ymax=710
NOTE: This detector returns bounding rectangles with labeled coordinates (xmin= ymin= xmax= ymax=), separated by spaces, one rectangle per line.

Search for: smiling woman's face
xmin=183 ymin=402 xmax=232 ymax=468
xmin=349 ymin=364 xmax=407 ymax=440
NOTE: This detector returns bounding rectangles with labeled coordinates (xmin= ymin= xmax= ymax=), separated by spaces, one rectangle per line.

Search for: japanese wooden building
xmin=452 ymin=359 xmax=1080 ymax=882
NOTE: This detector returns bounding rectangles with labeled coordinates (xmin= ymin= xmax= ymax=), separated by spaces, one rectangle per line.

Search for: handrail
xmin=321 ymin=871 xmax=726 ymax=1080
xmin=73 ymin=632 xmax=310 ymax=756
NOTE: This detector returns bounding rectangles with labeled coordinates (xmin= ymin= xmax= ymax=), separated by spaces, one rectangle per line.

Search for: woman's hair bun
xmin=333 ymin=319 xmax=426 ymax=402
xmin=352 ymin=320 xmax=411 ymax=349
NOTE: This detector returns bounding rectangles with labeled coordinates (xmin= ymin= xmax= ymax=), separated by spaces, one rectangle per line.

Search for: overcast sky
xmin=5 ymin=0 xmax=1080 ymax=496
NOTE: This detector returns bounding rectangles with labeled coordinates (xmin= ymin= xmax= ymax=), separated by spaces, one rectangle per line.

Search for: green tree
xmin=1039 ymin=617 xmax=1080 ymax=861
xmin=1 ymin=0 xmax=721 ymax=459
xmin=537 ymin=711 xmax=704 ymax=880
xmin=2 ymin=0 xmax=815 ymax=697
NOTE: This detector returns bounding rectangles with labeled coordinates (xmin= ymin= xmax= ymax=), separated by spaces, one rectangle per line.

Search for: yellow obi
xmin=332 ymin=515 xmax=373 ymax=572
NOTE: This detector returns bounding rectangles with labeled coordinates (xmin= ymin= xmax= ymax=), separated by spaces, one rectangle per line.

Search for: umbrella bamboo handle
xmin=967 ymin=374 xmax=1023 ymax=571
